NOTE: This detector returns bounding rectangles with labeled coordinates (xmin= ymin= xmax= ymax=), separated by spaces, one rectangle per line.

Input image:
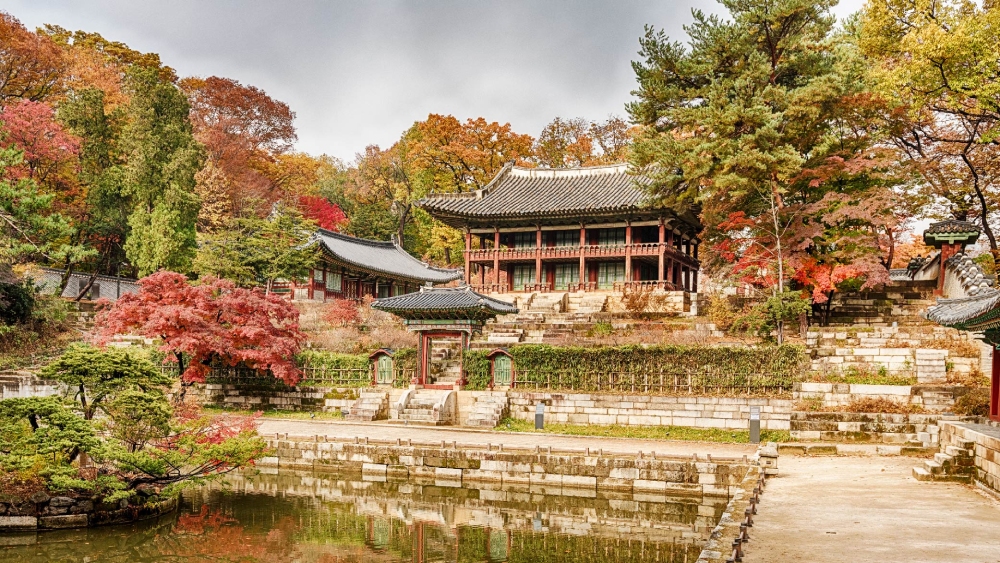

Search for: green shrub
xmin=0 ymin=279 xmax=35 ymax=325
xmin=463 ymin=349 xmax=491 ymax=390
xmin=296 ymin=350 xmax=368 ymax=370
xmin=462 ymin=343 xmax=806 ymax=393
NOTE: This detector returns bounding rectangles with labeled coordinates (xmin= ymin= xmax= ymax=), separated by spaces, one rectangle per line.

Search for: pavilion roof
xmin=923 ymin=220 xmax=981 ymax=247
xmin=925 ymin=253 xmax=998 ymax=331
xmin=312 ymin=229 xmax=462 ymax=284
xmin=371 ymin=285 xmax=518 ymax=321
xmin=417 ymin=163 xmax=699 ymax=229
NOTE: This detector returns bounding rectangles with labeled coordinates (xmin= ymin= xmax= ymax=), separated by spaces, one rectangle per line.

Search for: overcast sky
xmin=10 ymin=0 xmax=866 ymax=161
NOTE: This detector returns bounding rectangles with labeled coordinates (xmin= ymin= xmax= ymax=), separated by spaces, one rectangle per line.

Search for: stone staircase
xmin=344 ymin=389 xmax=389 ymax=421
xmin=912 ymin=440 xmax=975 ymax=483
xmin=566 ymin=292 xmax=608 ymax=314
xmin=428 ymin=340 xmax=463 ymax=388
xmin=464 ymin=393 xmax=510 ymax=427
xmin=813 ymin=281 xmax=937 ymax=327
xmin=527 ymin=292 xmax=566 ymax=313
xmin=395 ymin=389 xmax=456 ymax=425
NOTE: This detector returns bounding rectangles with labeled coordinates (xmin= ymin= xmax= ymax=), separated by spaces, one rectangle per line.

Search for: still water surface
xmin=0 ymin=470 xmax=727 ymax=562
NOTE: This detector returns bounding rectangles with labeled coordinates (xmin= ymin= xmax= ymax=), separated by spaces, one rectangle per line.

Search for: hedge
xmin=462 ymin=344 xmax=807 ymax=393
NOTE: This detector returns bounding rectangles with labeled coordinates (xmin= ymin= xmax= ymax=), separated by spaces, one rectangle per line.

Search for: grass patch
xmin=495 ymin=417 xmax=790 ymax=443
xmin=202 ymin=406 xmax=344 ymax=420
xmin=809 ymin=365 xmax=916 ymax=386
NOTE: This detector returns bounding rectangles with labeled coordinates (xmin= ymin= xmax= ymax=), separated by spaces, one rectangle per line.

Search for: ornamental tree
xmin=96 ymin=271 xmax=305 ymax=386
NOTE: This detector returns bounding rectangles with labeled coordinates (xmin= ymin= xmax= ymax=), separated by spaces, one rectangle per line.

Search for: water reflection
xmin=0 ymin=469 xmax=728 ymax=562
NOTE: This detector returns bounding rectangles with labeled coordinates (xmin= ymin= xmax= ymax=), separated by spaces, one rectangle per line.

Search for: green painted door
xmin=376 ymin=355 xmax=393 ymax=384
xmin=493 ymin=355 xmax=512 ymax=387
xmin=597 ymin=262 xmax=625 ymax=289
xmin=512 ymin=265 xmax=535 ymax=290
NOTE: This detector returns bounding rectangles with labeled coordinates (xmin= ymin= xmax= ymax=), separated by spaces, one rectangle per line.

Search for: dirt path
xmin=257 ymin=418 xmax=757 ymax=458
xmin=748 ymin=456 xmax=1000 ymax=563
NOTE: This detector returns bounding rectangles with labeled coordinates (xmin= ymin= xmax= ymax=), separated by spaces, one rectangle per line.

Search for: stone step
xmin=924 ymin=460 xmax=943 ymax=474
xmin=912 ymin=467 xmax=933 ymax=481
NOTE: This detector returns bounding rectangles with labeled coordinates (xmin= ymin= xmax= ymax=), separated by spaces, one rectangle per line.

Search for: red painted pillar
xmin=937 ymin=242 xmax=960 ymax=296
xmin=579 ymin=224 xmax=587 ymax=289
xmin=625 ymin=222 xmax=633 ymax=282
xmin=658 ymin=220 xmax=666 ymax=288
xmin=464 ymin=229 xmax=472 ymax=285
xmin=992 ymin=344 xmax=1000 ymax=422
xmin=493 ymin=228 xmax=500 ymax=290
xmin=535 ymin=225 xmax=543 ymax=288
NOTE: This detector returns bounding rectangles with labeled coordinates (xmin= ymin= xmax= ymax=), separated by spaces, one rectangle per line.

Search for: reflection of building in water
xmin=195 ymin=469 xmax=728 ymax=563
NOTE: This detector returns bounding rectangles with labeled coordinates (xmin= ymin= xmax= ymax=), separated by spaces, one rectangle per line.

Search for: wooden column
xmin=579 ymin=224 xmax=587 ymax=289
xmin=493 ymin=228 xmax=500 ymax=288
xmin=992 ymin=344 xmax=1000 ymax=422
xmin=463 ymin=229 xmax=472 ymax=285
xmin=658 ymin=219 xmax=666 ymax=286
xmin=625 ymin=221 xmax=633 ymax=282
xmin=535 ymin=225 xmax=542 ymax=287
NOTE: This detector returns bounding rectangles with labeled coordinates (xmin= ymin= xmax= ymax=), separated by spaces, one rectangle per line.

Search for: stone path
xmin=256 ymin=419 xmax=757 ymax=458
xmin=748 ymin=456 xmax=1000 ymax=563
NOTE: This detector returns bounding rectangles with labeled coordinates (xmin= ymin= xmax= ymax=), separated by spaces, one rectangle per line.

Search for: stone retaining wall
xmin=0 ymin=494 xmax=176 ymax=531
xmin=939 ymin=421 xmax=1000 ymax=494
xmin=262 ymin=435 xmax=754 ymax=497
xmin=507 ymin=392 xmax=792 ymax=431
xmin=788 ymin=412 xmax=964 ymax=445
xmin=188 ymin=383 xmax=361 ymax=412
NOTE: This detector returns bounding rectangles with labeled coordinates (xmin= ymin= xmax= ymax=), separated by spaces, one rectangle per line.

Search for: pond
xmin=0 ymin=469 xmax=729 ymax=562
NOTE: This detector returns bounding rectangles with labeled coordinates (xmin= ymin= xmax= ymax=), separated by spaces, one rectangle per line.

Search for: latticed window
xmin=313 ymin=268 xmax=324 ymax=282
xmin=598 ymin=228 xmax=626 ymax=246
xmin=512 ymin=265 xmax=535 ymax=289
xmin=553 ymin=230 xmax=577 ymax=247
xmin=326 ymin=272 xmax=342 ymax=292
xmin=597 ymin=262 xmax=625 ymax=289
xmin=512 ymin=232 xmax=535 ymax=248
xmin=493 ymin=355 xmax=512 ymax=386
xmin=553 ymin=263 xmax=575 ymax=290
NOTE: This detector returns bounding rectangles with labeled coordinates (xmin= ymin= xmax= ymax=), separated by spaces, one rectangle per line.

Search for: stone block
xmin=38 ymin=514 xmax=88 ymax=529
xmin=609 ymin=467 xmax=639 ymax=480
xmin=0 ymin=516 xmax=37 ymax=530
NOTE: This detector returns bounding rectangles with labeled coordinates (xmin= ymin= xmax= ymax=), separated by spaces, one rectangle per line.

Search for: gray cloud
xmin=8 ymin=0 xmax=866 ymax=160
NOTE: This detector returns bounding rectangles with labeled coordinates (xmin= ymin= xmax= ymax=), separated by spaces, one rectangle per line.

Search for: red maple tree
xmin=298 ymin=195 xmax=347 ymax=231
xmin=96 ymin=271 xmax=305 ymax=385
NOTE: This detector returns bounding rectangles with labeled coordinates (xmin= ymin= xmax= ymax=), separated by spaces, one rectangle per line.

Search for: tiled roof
xmin=925 ymin=219 xmax=980 ymax=235
xmin=925 ymin=253 xmax=999 ymax=330
xmin=313 ymin=230 xmax=462 ymax=284
xmin=372 ymin=285 xmax=518 ymax=319
xmin=418 ymin=163 xmax=695 ymax=228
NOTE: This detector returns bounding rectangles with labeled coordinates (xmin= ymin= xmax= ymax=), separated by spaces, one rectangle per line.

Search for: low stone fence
xmin=0 ymin=494 xmax=177 ymax=531
xmin=261 ymin=435 xmax=755 ymax=497
xmin=939 ymin=421 xmax=1000 ymax=494
xmin=788 ymin=412 xmax=967 ymax=445
xmin=0 ymin=373 xmax=61 ymax=399
xmin=507 ymin=392 xmax=792 ymax=431
xmin=793 ymin=382 xmax=965 ymax=411
xmin=188 ymin=383 xmax=360 ymax=412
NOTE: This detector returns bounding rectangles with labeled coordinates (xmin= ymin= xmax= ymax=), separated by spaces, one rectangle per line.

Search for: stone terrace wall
xmin=939 ymin=421 xmax=1000 ymax=494
xmin=262 ymin=435 xmax=754 ymax=497
xmin=188 ymin=383 xmax=362 ymax=412
xmin=789 ymin=412 xmax=960 ymax=445
xmin=507 ymin=392 xmax=792 ymax=431
xmin=0 ymin=495 xmax=177 ymax=531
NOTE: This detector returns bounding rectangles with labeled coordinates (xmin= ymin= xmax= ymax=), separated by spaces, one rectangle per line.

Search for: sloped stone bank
xmin=0 ymin=495 xmax=177 ymax=531
xmin=261 ymin=434 xmax=755 ymax=497
xmin=939 ymin=421 xmax=1000 ymax=494
xmin=789 ymin=412 xmax=970 ymax=445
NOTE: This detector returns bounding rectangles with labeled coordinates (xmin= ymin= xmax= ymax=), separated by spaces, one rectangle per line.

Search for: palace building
xmin=417 ymin=163 xmax=702 ymax=294
xmin=293 ymin=229 xmax=463 ymax=301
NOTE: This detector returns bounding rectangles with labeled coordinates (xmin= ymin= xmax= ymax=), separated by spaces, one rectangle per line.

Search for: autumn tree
xmin=629 ymin=0 xmax=897 ymax=321
xmin=96 ymin=271 xmax=306 ymax=387
xmin=860 ymin=0 xmax=1000 ymax=258
xmin=535 ymin=115 xmax=633 ymax=168
xmin=181 ymin=75 xmax=296 ymax=219
xmin=0 ymin=12 xmax=67 ymax=102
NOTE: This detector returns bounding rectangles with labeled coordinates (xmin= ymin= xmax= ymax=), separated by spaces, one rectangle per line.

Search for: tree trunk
xmin=74 ymin=272 xmax=99 ymax=302
xmin=58 ymin=258 xmax=74 ymax=295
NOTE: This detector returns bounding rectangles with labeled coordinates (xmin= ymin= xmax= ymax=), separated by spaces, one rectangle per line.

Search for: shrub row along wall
xmin=506 ymin=392 xmax=793 ymax=431
xmin=261 ymin=436 xmax=754 ymax=497
xmin=464 ymin=344 xmax=807 ymax=393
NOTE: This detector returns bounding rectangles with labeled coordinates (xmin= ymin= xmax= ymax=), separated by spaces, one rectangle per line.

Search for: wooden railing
xmin=612 ymin=280 xmax=683 ymax=292
xmin=466 ymin=244 xmax=700 ymax=264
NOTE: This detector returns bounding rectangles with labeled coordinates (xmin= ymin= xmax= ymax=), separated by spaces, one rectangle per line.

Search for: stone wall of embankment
xmin=260 ymin=435 xmax=754 ymax=497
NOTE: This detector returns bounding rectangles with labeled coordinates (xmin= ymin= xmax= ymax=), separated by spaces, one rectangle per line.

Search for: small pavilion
xmin=923 ymin=220 xmax=999 ymax=419
xmin=372 ymin=285 xmax=518 ymax=388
